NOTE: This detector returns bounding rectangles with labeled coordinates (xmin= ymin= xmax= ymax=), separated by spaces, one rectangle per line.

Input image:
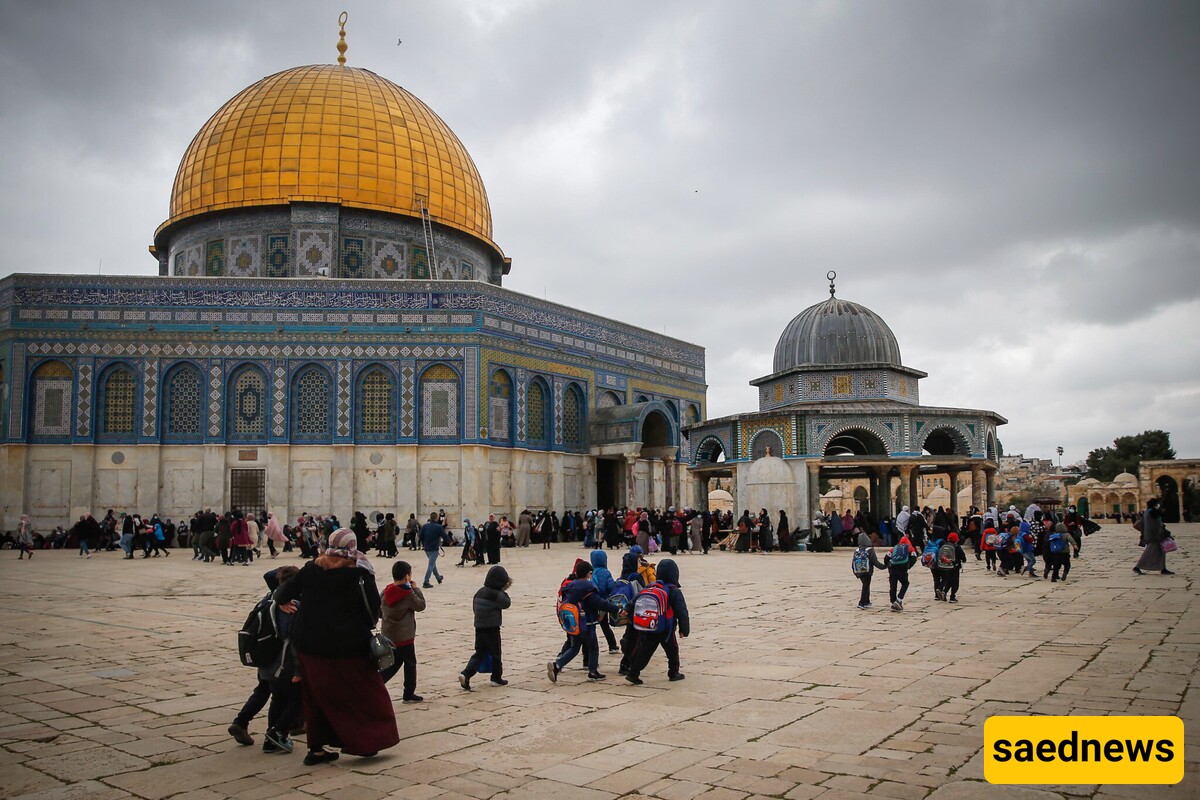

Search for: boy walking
xmin=459 ymin=566 xmax=512 ymax=691
xmin=625 ymin=559 xmax=690 ymax=685
xmin=381 ymin=561 xmax=426 ymax=703
xmin=852 ymin=532 xmax=886 ymax=609
xmin=885 ymin=535 xmax=916 ymax=611
xmin=548 ymin=562 xmax=619 ymax=682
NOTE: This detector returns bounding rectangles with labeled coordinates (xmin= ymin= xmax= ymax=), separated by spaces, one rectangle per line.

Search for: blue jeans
xmin=1023 ymin=553 xmax=1036 ymax=573
xmin=555 ymin=624 xmax=599 ymax=672
xmin=423 ymin=550 xmax=441 ymax=585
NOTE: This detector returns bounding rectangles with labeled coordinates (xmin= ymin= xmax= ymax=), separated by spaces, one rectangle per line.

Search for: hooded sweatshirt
xmin=381 ymin=580 xmax=427 ymax=645
xmin=652 ymin=559 xmax=690 ymax=638
xmin=590 ymin=550 xmax=615 ymax=597
xmin=620 ymin=552 xmax=642 ymax=586
xmin=856 ymin=533 xmax=886 ymax=574
xmin=473 ymin=566 xmax=512 ymax=628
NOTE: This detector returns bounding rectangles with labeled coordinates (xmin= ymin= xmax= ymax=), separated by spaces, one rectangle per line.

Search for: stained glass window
xmin=527 ymin=381 xmax=547 ymax=443
xmin=231 ymin=367 xmax=266 ymax=439
xmin=294 ymin=366 xmax=331 ymax=438
xmin=101 ymin=367 xmax=136 ymax=436
xmin=564 ymin=385 xmax=583 ymax=447
xmin=358 ymin=367 xmax=393 ymax=437
xmin=166 ymin=364 xmax=202 ymax=438
xmin=420 ymin=364 xmax=458 ymax=439
xmin=489 ymin=370 xmax=511 ymax=440
xmin=31 ymin=360 xmax=72 ymax=439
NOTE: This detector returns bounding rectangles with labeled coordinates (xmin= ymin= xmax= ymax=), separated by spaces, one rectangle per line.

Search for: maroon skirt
xmin=297 ymin=653 xmax=399 ymax=756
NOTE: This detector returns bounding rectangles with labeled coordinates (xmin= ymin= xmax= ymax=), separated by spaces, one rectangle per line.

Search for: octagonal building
xmin=0 ymin=50 xmax=705 ymax=530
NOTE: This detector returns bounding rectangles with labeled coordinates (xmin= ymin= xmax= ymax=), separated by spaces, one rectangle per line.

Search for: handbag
xmin=1161 ymin=536 xmax=1177 ymax=553
xmin=477 ymin=654 xmax=494 ymax=674
xmin=358 ymin=577 xmax=395 ymax=671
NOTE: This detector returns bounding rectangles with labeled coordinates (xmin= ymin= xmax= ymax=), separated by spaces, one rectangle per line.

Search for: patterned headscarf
xmin=325 ymin=528 xmax=358 ymax=560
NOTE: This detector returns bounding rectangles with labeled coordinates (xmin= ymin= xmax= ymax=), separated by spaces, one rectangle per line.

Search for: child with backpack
xmin=922 ymin=531 xmax=946 ymax=600
xmin=590 ymin=550 xmax=620 ymax=653
xmin=615 ymin=551 xmax=645 ymax=675
xmin=1045 ymin=523 xmax=1077 ymax=583
xmin=548 ymin=561 xmax=621 ymax=682
xmin=993 ymin=525 xmax=1014 ymax=577
xmin=981 ymin=521 xmax=999 ymax=572
xmin=380 ymin=560 xmax=426 ymax=703
xmin=935 ymin=532 xmax=967 ymax=602
xmin=231 ymin=565 xmax=301 ymax=753
xmin=852 ymin=532 xmax=886 ymax=609
xmin=1016 ymin=520 xmax=1037 ymax=578
xmin=884 ymin=535 xmax=916 ymax=612
xmin=625 ymin=559 xmax=690 ymax=685
xmin=459 ymin=566 xmax=512 ymax=691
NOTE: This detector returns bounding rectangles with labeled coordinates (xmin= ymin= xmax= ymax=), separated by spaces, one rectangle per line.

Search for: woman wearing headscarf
xmin=635 ymin=512 xmax=651 ymax=552
xmin=264 ymin=512 xmax=286 ymax=558
xmin=17 ymin=516 xmax=33 ymax=560
xmin=1133 ymin=498 xmax=1173 ymax=576
xmin=273 ymin=529 xmax=399 ymax=765
xmin=777 ymin=510 xmax=791 ymax=552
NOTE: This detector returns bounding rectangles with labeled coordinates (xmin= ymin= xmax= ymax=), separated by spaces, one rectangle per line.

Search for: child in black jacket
xmin=625 ymin=559 xmax=690 ymax=685
xmin=548 ymin=562 xmax=619 ymax=682
xmin=459 ymin=565 xmax=511 ymax=691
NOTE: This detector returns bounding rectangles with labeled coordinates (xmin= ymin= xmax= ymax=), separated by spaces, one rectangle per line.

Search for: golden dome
xmin=160 ymin=64 xmax=496 ymax=250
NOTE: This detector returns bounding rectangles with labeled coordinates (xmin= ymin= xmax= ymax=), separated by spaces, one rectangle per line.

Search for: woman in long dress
xmin=274 ymin=529 xmax=399 ymax=765
xmin=1133 ymin=498 xmax=1172 ymax=575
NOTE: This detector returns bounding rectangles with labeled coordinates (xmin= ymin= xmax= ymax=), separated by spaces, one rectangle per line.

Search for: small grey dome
xmin=773 ymin=295 xmax=902 ymax=372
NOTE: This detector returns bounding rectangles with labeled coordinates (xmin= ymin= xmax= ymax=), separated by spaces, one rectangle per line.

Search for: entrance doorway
xmin=596 ymin=459 xmax=620 ymax=509
xmin=230 ymin=469 xmax=266 ymax=518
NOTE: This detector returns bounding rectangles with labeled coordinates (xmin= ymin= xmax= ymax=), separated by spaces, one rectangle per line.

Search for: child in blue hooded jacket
xmin=590 ymin=550 xmax=619 ymax=652
xmin=625 ymin=558 xmax=690 ymax=685
xmin=548 ymin=561 xmax=619 ymax=682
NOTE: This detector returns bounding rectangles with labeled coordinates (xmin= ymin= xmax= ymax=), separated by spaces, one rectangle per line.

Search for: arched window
xmin=292 ymin=365 xmax=332 ymax=442
xmin=29 ymin=360 xmax=73 ymax=440
xmin=563 ymin=384 xmax=584 ymax=448
xmin=228 ymin=365 xmax=268 ymax=442
xmin=597 ymin=390 xmax=622 ymax=409
xmin=99 ymin=364 xmax=137 ymax=439
xmin=420 ymin=364 xmax=459 ymax=440
xmin=527 ymin=379 xmax=548 ymax=445
xmin=357 ymin=366 xmax=395 ymax=441
xmin=163 ymin=363 xmax=203 ymax=441
xmin=489 ymin=370 xmax=513 ymax=442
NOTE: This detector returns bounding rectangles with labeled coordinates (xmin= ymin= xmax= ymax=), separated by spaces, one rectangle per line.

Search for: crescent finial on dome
xmin=337 ymin=12 xmax=349 ymax=65
xmin=827 ymin=270 xmax=837 ymax=297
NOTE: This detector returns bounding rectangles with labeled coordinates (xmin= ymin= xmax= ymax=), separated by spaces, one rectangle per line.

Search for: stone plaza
xmin=0 ymin=526 xmax=1195 ymax=800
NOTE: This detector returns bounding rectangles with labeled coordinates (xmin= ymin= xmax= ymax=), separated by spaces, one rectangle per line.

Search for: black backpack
xmin=237 ymin=596 xmax=282 ymax=668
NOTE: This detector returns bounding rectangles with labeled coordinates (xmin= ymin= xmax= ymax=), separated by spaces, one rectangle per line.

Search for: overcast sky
xmin=2 ymin=1 xmax=1197 ymax=461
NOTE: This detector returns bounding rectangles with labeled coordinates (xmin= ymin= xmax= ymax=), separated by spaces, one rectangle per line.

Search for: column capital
xmin=807 ymin=459 xmax=822 ymax=474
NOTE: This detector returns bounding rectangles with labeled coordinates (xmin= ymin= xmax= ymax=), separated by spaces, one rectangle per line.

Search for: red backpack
xmin=631 ymin=582 xmax=674 ymax=633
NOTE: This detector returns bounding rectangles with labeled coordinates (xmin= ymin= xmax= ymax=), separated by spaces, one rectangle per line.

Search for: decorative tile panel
xmin=75 ymin=359 xmax=92 ymax=438
xmin=336 ymin=360 xmax=352 ymax=437
xmin=228 ymin=237 xmax=261 ymax=277
xmin=372 ymin=240 xmax=405 ymax=278
xmin=205 ymin=240 xmax=225 ymax=277
xmin=463 ymin=346 xmax=477 ymax=441
xmin=341 ymin=238 xmax=365 ymax=279
xmin=142 ymin=359 xmax=158 ymax=437
xmin=266 ymin=235 xmax=290 ymax=278
xmin=295 ymin=230 xmax=333 ymax=276
xmin=207 ymin=361 xmax=223 ymax=437
xmin=400 ymin=361 xmax=415 ymax=437
xmin=272 ymin=364 xmax=287 ymax=437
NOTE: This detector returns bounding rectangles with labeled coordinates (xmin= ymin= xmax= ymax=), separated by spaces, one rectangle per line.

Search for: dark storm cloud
xmin=1 ymin=0 xmax=1197 ymax=458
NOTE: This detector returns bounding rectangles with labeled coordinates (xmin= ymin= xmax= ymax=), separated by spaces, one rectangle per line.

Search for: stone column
xmin=985 ymin=468 xmax=996 ymax=508
xmin=807 ymin=461 xmax=821 ymax=518
xmin=908 ymin=467 xmax=919 ymax=512
xmin=946 ymin=469 xmax=960 ymax=525
xmin=662 ymin=456 xmax=675 ymax=509
xmin=694 ymin=476 xmax=708 ymax=511
xmin=875 ymin=467 xmax=891 ymax=519
xmin=624 ymin=455 xmax=638 ymax=509
xmin=971 ymin=464 xmax=984 ymax=511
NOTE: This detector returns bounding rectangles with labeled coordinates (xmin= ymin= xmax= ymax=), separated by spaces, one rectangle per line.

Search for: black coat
xmin=274 ymin=560 xmax=379 ymax=659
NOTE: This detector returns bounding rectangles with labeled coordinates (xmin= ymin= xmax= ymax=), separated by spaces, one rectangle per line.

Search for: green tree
xmin=1085 ymin=430 xmax=1175 ymax=481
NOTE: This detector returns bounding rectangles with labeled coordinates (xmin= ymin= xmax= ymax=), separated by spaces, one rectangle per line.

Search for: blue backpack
xmin=852 ymin=549 xmax=871 ymax=576
xmin=1047 ymin=532 xmax=1067 ymax=554
xmin=890 ymin=542 xmax=911 ymax=566
xmin=921 ymin=540 xmax=942 ymax=568
xmin=608 ymin=579 xmax=637 ymax=626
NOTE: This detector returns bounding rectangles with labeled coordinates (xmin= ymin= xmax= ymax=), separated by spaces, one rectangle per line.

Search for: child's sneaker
xmin=490 ymin=677 xmax=508 ymax=686
xmin=458 ymin=673 xmax=472 ymax=692
xmin=897 ymin=599 xmax=904 ymax=610
xmin=949 ymin=597 xmax=958 ymax=603
xmin=624 ymin=674 xmax=643 ymax=685
xmin=668 ymin=673 xmax=686 ymax=682
xmin=402 ymin=694 xmax=424 ymax=703
xmin=608 ymin=647 xmax=620 ymax=654
xmin=546 ymin=662 xmax=559 ymax=683
xmin=890 ymin=601 xmax=901 ymax=612
xmin=228 ymin=723 xmax=253 ymax=746
xmin=587 ymin=672 xmax=606 ymax=681
xmin=263 ymin=728 xmax=293 ymax=753
xmin=856 ymin=603 xmax=870 ymax=610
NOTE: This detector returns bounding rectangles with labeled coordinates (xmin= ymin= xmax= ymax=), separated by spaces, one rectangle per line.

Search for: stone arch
xmin=684 ymin=404 xmax=701 ymax=426
xmin=750 ymin=429 xmax=785 ymax=460
xmin=822 ymin=425 xmax=889 ymax=457
xmin=986 ymin=431 xmax=998 ymax=462
xmin=640 ymin=408 xmax=673 ymax=449
xmin=695 ymin=435 xmax=727 ymax=464
xmin=919 ymin=424 xmax=972 ymax=457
